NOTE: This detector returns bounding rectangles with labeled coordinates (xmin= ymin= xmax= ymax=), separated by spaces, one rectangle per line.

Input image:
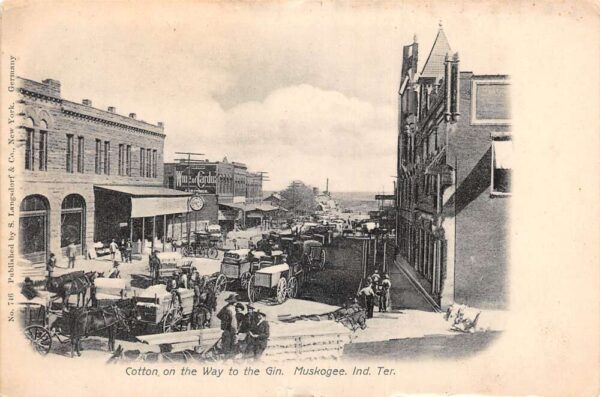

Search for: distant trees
xmin=279 ymin=180 xmax=317 ymax=215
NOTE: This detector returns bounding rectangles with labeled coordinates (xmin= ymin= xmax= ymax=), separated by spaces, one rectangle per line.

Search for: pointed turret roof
xmin=420 ymin=26 xmax=452 ymax=79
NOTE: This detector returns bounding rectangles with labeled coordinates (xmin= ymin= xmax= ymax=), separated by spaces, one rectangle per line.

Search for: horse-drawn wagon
xmin=19 ymin=296 xmax=53 ymax=355
xmin=280 ymin=238 xmax=326 ymax=271
xmin=135 ymin=284 xmax=195 ymax=333
xmin=181 ymin=231 xmax=219 ymax=259
xmin=246 ymin=258 xmax=304 ymax=304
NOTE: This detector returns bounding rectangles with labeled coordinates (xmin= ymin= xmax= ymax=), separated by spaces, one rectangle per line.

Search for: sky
xmin=5 ymin=1 xmax=512 ymax=192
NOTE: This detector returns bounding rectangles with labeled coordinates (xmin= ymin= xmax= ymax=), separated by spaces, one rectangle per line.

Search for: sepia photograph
xmin=1 ymin=1 xmax=598 ymax=396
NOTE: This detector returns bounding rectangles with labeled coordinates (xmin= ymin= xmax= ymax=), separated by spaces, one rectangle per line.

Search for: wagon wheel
xmin=213 ymin=274 xmax=228 ymax=296
xmin=162 ymin=308 xmax=183 ymax=333
xmin=240 ymin=271 xmax=252 ymax=289
xmin=181 ymin=246 xmax=192 ymax=257
xmin=276 ymin=278 xmax=288 ymax=304
xmin=207 ymin=247 xmax=219 ymax=259
xmin=318 ymin=249 xmax=326 ymax=270
xmin=24 ymin=325 xmax=52 ymax=355
xmin=247 ymin=274 xmax=258 ymax=303
xmin=287 ymin=276 xmax=299 ymax=299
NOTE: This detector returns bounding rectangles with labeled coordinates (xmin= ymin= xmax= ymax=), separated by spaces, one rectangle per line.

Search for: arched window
xmin=39 ymin=120 xmax=48 ymax=171
xmin=24 ymin=117 xmax=35 ymax=170
xmin=19 ymin=195 xmax=49 ymax=263
xmin=61 ymin=194 xmax=86 ymax=250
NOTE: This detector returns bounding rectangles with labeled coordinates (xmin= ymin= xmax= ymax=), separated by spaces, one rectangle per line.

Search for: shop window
xmin=61 ymin=194 xmax=85 ymax=248
xmin=19 ymin=195 xmax=49 ymax=263
xmin=491 ymin=139 xmax=512 ymax=196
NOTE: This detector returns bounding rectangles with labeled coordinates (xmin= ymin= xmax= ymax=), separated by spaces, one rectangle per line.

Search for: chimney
xmin=157 ymin=122 xmax=164 ymax=128
xmin=82 ymin=99 xmax=92 ymax=106
xmin=108 ymin=106 xmax=116 ymax=113
xmin=129 ymin=113 xmax=136 ymax=119
xmin=42 ymin=79 xmax=61 ymax=97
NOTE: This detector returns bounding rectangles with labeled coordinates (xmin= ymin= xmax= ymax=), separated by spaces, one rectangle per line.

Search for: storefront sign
xmin=174 ymin=164 xmax=218 ymax=194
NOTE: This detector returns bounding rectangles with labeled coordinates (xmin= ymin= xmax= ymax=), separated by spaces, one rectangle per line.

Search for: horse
xmin=68 ymin=302 xmax=133 ymax=357
xmin=47 ymin=271 xmax=96 ymax=308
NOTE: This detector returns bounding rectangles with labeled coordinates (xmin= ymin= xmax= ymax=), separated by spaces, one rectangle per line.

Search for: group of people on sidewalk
xmin=216 ymin=293 xmax=269 ymax=360
xmin=357 ymin=269 xmax=392 ymax=318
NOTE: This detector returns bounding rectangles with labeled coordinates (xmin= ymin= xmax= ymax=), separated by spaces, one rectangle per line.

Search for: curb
xmin=393 ymin=259 xmax=442 ymax=313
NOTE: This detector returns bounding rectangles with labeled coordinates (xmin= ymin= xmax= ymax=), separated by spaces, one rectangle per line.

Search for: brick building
xmin=396 ymin=27 xmax=512 ymax=309
xmin=164 ymin=158 xmax=267 ymax=231
xmin=16 ymin=77 xmax=191 ymax=264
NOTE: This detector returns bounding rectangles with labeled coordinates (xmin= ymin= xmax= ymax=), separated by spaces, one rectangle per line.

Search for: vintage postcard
xmin=0 ymin=1 xmax=598 ymax=396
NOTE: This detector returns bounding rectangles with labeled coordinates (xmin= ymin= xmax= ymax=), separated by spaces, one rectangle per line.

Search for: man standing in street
xmin=246 ymin=310 xmax=269 ymax=360
xmin=67 ymin=241 xmax=77 ymax=269
xmin=358 ymin=278 xmax=376 ymax=319
xmin=216 ymin=294 xmax=239 ymax=358
xmin=149 ymin=250 xmax=161 ymax=285
xmin=109 ymin=239 xmax=119 ymax=261
xmin=380 ymin=274 xmax=392 ymax=313
xmin=46 ymin=252 xmax=56 ymax=285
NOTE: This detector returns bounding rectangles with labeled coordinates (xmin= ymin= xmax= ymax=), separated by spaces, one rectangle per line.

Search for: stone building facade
xmin=396 ymin=27 xmax=512 ymax=309
xmin=16 ymin=77 xmax=189 ymax=264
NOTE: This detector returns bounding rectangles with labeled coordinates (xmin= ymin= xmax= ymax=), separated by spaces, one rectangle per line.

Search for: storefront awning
xmin=95 ymin=185 xmax=192 ymax=218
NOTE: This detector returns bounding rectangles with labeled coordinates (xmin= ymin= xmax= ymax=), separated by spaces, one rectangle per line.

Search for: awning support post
xmin=152 ymin=216 xmax=156 ymax=253
xmin=163 ymin=214 xmax=166 ymax=252
xmin=141 ymin=217 xmax=145 ymax=255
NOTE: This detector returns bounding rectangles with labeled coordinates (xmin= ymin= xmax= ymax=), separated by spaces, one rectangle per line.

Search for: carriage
xmin=217 ymin=248 xmax=289 ymax=293
xmin=280 ymin=238 xmax=326 ymax=271
xmin=19 ymin=296 xmax=54 ymax=355
xmin=246 ymin=260 xmax=304 ymax=304
xmin=134 ymin=284 xmax=196 ymax=333
xmin=181 ymin=231 xmax=220 ymax=259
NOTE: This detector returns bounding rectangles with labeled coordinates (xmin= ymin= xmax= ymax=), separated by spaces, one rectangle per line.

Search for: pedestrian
xmin=167 ymin=275 xmax=183 ymax=307
xmin=67 ymin=241 xmax=77 ymax=269
xmin=246 ymin=310 xmax=269 ymax=360
xmin=216 ymin=293 xmax=239 ymax=357
xmin=46 ymin=253 xmax=56 ymax=284
xmin=239 ymin=304 xmax=256 ymax=334
xmin=21 ymin=277 xmax=39 ymax=300
xmin=109 ymin=239 xmax=119 ymax=261
xmin=179 ymin=270 xmax=188 ymax=289
xmin=247 ymin=237 xmax=255 ymax=250
xmin=149 ymin=250 xmax=161 ymax=285
xmin=107 ymin=261 xmax=121 ymax=279
xmin=234 ymin=303 xmax=246 ymax=332
xmin=358 ymin=280 xmax=376 ymax=319
xmin=380 ymin=274 xmax=392 ymax=313
xmin=125 ymin=239 xmax=133 ymax=262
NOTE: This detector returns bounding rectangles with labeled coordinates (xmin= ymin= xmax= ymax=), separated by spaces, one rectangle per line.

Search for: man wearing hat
xmin=246 ymin=310 xmax=269 ymax=359
xmin=358 ymin=279 xmax=376 ymax=319
xmin=216 ymin=293 xmax=239 ymax=357
xmin=239 ymin=304 xmax=256 ymax=334
xmin=380 ymin=274 xmax=392 ymax=313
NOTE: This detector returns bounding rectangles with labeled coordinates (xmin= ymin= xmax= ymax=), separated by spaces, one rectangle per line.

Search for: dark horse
xmin=68 ymin=300 xmax=135 ymax=357
xmin=47 ymin=271 xmax=96 ymax=308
